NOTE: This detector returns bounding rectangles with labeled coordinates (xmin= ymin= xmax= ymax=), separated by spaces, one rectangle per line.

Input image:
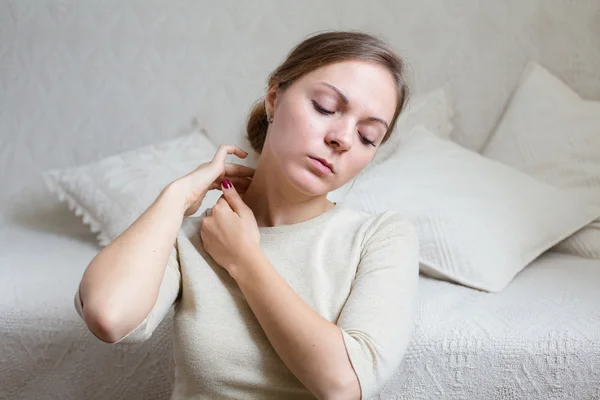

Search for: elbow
xmin=319 ymin=373 xmax=361 ymax=400
xmin=81 ymin=304 xmax=130 ymax=344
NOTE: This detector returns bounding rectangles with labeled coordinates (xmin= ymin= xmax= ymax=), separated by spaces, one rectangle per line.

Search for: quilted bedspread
xmin=1 ymin=215 xmax=599 ymax=400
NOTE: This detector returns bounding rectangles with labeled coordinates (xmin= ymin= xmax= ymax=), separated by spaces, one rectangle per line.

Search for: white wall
xmin=1 ymin=0 xmax=599 ymax=217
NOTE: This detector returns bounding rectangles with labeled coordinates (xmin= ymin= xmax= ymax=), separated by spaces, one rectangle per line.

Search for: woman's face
xmin=263 ymin=60 xmax=397 ymax=196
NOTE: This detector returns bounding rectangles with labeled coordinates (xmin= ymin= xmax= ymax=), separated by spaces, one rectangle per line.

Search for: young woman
xmin=75 ymin=31 xmax=419 ymax=400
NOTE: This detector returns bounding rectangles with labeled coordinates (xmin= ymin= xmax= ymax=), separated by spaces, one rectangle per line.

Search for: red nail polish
xmin=222 ymin=179 xmax=232 ymax=189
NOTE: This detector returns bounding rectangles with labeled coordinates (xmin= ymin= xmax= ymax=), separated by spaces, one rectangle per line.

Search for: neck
xmin=241 ymin=156 xmax=335 ymax=228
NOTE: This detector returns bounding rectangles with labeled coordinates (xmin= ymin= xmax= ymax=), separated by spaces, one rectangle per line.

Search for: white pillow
xmin=483 ymin=62 xmax=600 ymax=259
xmin=340 ymin=125 xmax=600 ymax=292
xmin=329 ymin=87 xmax=454 ymax=202
xmin=44 ymin=130 xmax=221 ymax=246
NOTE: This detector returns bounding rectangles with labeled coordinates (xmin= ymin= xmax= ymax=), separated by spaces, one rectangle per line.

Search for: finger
xmin=224 ymin=163 xmax=255 ymax=178
xmin=226 ymin=179 xmax=251 ymax=195
xmin=221 ymin=179 xmax=247 ymax=215
xmin=216 ymin=195 xmax=227 ymax=205
xmin=212 ymin=195 xmax=229 ymax=212
xmin=208 ymin=176 xmax=251 ymax=191
xmin=226 ymin=177 xmax=252 ymax=191
xmin=212 ymin=144 xmax=248 ymax=166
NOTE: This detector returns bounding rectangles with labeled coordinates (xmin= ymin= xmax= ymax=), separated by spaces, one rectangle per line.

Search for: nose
xmin=325 ymin=120 xmax=353 ymax=152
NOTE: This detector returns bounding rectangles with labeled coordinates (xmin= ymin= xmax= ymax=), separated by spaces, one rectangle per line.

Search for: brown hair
xmin=246 ymin=30 xmax=410 ymax=154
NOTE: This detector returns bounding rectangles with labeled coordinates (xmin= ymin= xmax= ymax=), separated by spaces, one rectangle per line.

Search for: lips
xmin=309 ymin=157 xmax=334 ymax=174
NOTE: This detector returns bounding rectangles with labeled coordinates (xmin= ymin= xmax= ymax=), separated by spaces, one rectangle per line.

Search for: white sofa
xmin=1 ymin=1 xmax=599 ymax=399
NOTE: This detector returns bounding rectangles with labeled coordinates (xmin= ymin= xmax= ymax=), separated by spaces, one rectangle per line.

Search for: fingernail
xmin=222 ymin=179 xmax=232 ymax=189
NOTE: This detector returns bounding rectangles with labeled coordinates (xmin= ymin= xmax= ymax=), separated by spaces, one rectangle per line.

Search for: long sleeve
xmin=74 ymin=242 xmax=182 ymax=344
xmin=336 ymin=211 xmax=420 ymax=400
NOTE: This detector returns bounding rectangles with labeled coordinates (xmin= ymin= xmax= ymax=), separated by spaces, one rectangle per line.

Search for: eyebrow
xmin=319 ymin=82 xmax=390 ymax=131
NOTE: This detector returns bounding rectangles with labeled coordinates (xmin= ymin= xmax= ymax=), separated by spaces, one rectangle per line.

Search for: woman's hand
xmin=170 ymin=144 xmax=255 ymax=217
xmin=200 ymin=180 xmax=261 ymax=276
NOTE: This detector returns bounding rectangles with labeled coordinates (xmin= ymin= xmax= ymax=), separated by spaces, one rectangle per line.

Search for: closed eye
xmin=359 ymin=133 xmax=376 ymax=147
xmin=312 ymin=101 xmax=335 ymax=115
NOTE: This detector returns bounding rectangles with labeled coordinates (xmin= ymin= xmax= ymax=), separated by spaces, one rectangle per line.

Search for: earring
xmin=266 ymin=113 xmax=273 ymax=123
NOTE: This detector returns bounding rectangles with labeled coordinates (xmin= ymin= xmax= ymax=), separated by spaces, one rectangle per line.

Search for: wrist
xmin=228 ymin=244 xmax=265 ymax=282
xmin=160 ymin=181 xmax=190 ymax=215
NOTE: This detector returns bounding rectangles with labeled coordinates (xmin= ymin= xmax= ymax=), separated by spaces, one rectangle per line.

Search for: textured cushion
xmin=483 ymin=62 xmax=600 ymax=259
xmin=340 ymin=125 xmax=600 ymax=292
xmin=43 ymin=130 xmax=220 ymax=246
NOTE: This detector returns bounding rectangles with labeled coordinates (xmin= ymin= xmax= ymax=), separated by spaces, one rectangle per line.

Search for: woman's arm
xmin=327 ymin=212 xmax=420 ymax=400
xmin=78 ymin=182 xmax=188 ymax=343
xmin=78 ymin=144 xmax=252 ymax=344
xmin=231 ymin=250 xmax=361 ymax=400
xmin=232 ymin=212 xmax=419 ymax=400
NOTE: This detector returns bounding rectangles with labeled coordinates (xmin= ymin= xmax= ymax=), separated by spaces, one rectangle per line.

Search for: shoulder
xmin=337 ymin=206 xmax=417 ymax=241
xmin=349 ymin=209 xmax=420 ymax=276
xmin=331 ymin=206 xmax=418 ymax=255
xmin=365 ymin=210 xmax=417 ymax=241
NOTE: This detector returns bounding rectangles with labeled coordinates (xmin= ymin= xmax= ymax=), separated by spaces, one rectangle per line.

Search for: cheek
xmin=275 ymin=100 xmax=319 ymax=145
xmin=343 ymin=152 xmax=373 ymax=180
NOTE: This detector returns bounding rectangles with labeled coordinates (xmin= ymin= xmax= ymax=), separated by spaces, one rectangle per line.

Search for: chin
xmin=286 ymin=166 xmax=333 ymax=197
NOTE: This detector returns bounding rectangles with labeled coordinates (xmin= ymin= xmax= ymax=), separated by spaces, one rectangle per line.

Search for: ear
xmin=264 ymin=82 xmax=280 ymax=118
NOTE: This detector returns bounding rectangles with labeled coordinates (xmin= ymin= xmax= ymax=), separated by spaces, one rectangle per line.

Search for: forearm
xmin=79 ymin=182 xmax=187 ymax=342
xmin=231 ymin=250 xmax=361 ymax=400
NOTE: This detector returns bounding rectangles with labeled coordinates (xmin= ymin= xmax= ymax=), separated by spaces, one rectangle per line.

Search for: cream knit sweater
xmin=75 ymin=205 xmax=419 ymax=400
